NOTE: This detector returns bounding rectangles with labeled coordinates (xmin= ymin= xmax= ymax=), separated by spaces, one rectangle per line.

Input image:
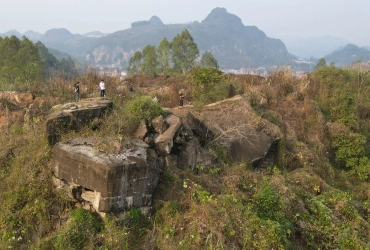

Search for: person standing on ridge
xmin=75 ymin=82 xmax=80 ymax=102
xmin=152 ymin=95 xmax=158 ymax=102
xmin=99 ymin=79 xmax=105 ymax=97
xmin=179 ymin=92 xmax=184 ymax=106
xmin=228 ymin=83 xmax=236 ymax=98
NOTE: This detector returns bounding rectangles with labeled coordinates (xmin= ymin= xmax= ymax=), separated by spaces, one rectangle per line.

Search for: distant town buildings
xmin=87 ymin=65 xmax=127 ymax=80
xmin=223 ymin=67 xmax=268 ymax=76
xmin=87 ymin=64 xmax=308 ymax=80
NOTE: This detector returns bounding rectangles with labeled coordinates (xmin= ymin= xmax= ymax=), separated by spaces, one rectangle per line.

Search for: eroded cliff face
xmin=50 ymin=95 xmax=281 ymax=215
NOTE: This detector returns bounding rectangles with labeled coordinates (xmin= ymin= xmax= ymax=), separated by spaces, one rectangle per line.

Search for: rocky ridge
xmin=48 ymin=95 xmax=281 ymax=215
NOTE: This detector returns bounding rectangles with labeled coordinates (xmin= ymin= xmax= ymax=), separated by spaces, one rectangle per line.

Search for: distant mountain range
xmin=0 ymin=8 xmax=294 ymax=70
xmin=1 ymin=8 xmax=369 ymax=70
xmin=0 ymin=29 xmax=107 ymax=41
xmin=324 ymin=44 xmax=370 ymax=67
xmin=283 ymin=35 xmax=351 ymax=59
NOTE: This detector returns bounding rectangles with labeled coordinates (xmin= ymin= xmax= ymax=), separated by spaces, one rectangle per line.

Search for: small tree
xmin=201 ymin=51 xmax=219 ymax=69
xmin=127 ymin=51 xmax=143 ymax=76
xmin=315 ymin=58 xmax=327 ymax=70
xmin=0 ymin=35 xmax=44 ymax=90
xmin=171 ymin=29 xmax=199 ymax=74
xmin=125 ymin=95 xmax=163 ymax=128
xmin=35 ymin=41 xmax=59 ymax=78
xmin=59 ymin=56 xmax=76 ymax=80
xmin=157 ymin=37 xmax=171 ymax=74
xmin=17 ymin=36 xmax=43 ymax=86
xmin=141 ymin=45 xmax=158 ymax=76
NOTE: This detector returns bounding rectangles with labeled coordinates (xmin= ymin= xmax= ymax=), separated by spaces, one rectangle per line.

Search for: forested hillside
xmin=324 ymin=44 xmax=370 ymax=67
xmin=0 ymin=36 xmax=77 ymax=92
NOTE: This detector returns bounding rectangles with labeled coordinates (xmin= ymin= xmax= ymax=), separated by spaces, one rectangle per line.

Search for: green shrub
xmin=321 ymin=190 xmax=359 ymax=222
xmin=124 ymin=95 xmax=163 ymax=129
xmin=54 ymin=208 xmax=103 ymax=250
xmin=186 ymin=67 xmax=230 ymax=106
xmin=336 ymin=228 xmax=363 ymax=250
xmin=96 ymin=216 xmax=130 ymax=250
xmin=332 ymin=132 xmax=366 ymax=169
xmin=253 ymin=182 xmax=280 ymax=220
xmin=129 ymin=208 xmax=143 ymax=224
xmin=355 ymin=156 xmax=370 ymax=181
xmin=191 ymin=82 xmax=229 ymax=107
xmin=187 ymin=67 xmax=223 ymax=87
xmin=212 ymin=146 xmax=229 ymax=164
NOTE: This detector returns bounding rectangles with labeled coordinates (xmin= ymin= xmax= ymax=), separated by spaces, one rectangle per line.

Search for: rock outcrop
xmin=0 ymin=91 xmax=59 ymax=131
xmin=167 ymin=95 xmax=282 ymax=165
xmin=50 ymin=94 xmax=282 ymax=214
xmin=0 ymin=92 xmax=34 ymax=130
xmin=46 ymin=98 xmax=113 ymax=145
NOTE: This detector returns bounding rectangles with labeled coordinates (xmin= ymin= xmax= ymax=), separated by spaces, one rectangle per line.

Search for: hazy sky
xmin=1 ymin=0 xmax=369 ymax=46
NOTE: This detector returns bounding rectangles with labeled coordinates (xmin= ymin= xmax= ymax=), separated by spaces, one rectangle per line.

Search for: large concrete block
xmin=52 ymin=138 xmax=164 ymax=212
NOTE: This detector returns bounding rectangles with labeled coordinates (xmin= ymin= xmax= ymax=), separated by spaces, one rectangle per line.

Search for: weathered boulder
xmin=176 ymin=138 xmax=217 ymax=169
xmin=0 ymin=91 xmax=58 ymax=131
xmin=46 ymin=98 xmax=113 ymax=145
xmin=152 ymin=115 xmax=169 ymax=134
xmin=134 ymin=120 xmax=148 ymax=140
xmin=134 ymin=111 xmax=217 ymax=169
xmin=170 ymin=121 xmax=217 ymax=169
xmin=167 ymin=95 xmax=282 ymax=165
xmin=52 ymin=137 xmax=165 ymax=214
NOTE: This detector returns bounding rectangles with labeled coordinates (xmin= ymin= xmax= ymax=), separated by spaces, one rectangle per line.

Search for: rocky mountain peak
xmin=202 ymin=7 xmax=244 ymax=28
xmin=43 ymin=28 xmax=74 ymax=41
xmin=149 ymin=15 xmax=164 ymax=25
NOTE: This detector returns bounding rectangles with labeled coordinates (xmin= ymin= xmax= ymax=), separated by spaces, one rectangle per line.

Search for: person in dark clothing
xmin=228 ymin=83 xmax=236 ymax=98
xmin=179 ymin=92 xmax=184 ymax=106
xmin=75 ymin=82 xmax=80 ymax=102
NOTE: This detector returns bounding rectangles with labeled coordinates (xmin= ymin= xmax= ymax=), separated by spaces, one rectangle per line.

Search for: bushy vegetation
xmin=126 ymin=29 xmax=219 ymax=76
xmin=1 ymin=53 xmax=370 ymax=249
xmin=123 ymin=95 xmax=164 ymax=132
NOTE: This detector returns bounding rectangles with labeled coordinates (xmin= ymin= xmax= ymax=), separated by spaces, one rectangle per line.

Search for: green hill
xmin=325 ymin=43 xmax=370 ymax=67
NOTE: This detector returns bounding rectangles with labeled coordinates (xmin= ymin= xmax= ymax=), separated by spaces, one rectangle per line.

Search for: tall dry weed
xmin=267 ymin=69 xmax=297 ymax=97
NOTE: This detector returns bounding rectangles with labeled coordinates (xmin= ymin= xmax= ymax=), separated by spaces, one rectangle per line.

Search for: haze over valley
xmin=1 ymin=1 xmax=370 ymax=72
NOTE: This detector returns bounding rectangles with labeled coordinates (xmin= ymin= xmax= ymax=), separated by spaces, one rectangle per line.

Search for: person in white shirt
xmin=99 ymin=80 xmax=105 ymax=97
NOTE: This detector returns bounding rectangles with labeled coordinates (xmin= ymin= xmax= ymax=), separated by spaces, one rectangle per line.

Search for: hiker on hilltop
xmin=152 ymin=95 xmax=158 ymax=102
xmin=179 ymin=92 xmax=184 ymax=106
xmin=228 ymin=83 xmax=236 ymax=98
xmin=99 ymin=79 xmax=105 ymax=97
xmin=75 ymin=82 xmax=80 ymax=102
